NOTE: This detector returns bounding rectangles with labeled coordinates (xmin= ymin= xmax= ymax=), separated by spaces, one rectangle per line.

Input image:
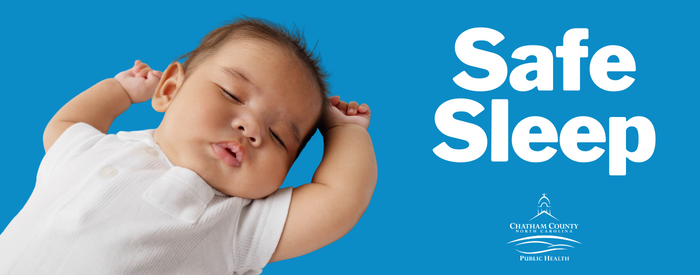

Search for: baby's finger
xmin=147 ymin=70 xmax=162 ymax=80
xmin=151 ymin=70 xmax=163 ymax=79
xmin=336 ymin=100 xmax=348 ymax=114
xmin=133 ymin=60 xmax=148 ymax=73
xmin=358 ymin=103 xmax=370 ymax=113
xmin=145 ymin=71 xmax=161 ymax=88
xmin=329 ymin=95 xmax=340 ymax=106
xmin=136 ymin=68 xmax=153 ymax=78
xmin=347 ymin=101 xmax=359 ymax=115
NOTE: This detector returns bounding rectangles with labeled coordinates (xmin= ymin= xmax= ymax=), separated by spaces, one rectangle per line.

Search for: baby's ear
xmin=152 ymin=62 xmax=185 ymax=112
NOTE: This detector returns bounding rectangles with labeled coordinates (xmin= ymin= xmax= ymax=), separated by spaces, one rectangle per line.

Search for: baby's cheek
xmin=259 ymin=157 xmax=288 ymax=189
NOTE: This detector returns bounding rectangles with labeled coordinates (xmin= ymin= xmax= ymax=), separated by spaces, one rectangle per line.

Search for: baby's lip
xmin=212 ymin=141 xmax=245 ymax=167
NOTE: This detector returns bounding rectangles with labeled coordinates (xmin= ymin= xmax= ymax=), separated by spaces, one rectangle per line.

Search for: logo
xmin=507 ymin=194 xmax=581 ymax=262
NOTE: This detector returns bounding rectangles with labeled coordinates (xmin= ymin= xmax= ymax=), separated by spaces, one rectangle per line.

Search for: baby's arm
xmin=43 ymin=61 xmax=161 ymax=151
xmin=270 ymin=96 xmax=377 ymax=262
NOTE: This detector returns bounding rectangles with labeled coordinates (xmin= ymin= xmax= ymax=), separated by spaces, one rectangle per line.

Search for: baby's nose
xmin=233 ymin=119 xmax=261 ymax=147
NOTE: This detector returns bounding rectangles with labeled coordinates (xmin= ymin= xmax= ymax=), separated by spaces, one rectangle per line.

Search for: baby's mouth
xmin=212 ymin=141 xmax=245 ymax=167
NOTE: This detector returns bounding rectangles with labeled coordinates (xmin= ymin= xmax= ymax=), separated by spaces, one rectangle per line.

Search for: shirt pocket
xmin=143 ymin=167 xmax=214 ymax=224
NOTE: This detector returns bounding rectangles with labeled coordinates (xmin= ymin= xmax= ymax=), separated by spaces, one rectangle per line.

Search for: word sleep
xmin=433 ymin=99 xmax=656 ymax=176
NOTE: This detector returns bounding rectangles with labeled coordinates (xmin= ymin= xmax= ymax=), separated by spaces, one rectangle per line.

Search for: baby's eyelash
xmin=270 ymin=130 xmax=286 ymax=149
xmin=221 ymin=89 xmax=241 ymax=102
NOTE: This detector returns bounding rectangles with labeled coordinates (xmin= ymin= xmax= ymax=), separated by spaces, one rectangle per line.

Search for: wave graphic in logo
xmin=507 ymin=235 xmax=581 ymax=254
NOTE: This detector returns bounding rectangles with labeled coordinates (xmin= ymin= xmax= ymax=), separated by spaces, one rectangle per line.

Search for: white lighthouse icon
xmin=530 ymin=193 xmax=558 ymax=221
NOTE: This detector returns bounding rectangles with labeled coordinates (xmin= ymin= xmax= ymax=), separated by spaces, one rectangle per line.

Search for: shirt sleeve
xmin=37 ymin=122 xmax=105 ymax=186
xmin=233 ymin=187 xmax=293 ymax=274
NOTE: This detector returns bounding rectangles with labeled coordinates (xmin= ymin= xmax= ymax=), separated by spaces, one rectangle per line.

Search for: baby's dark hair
xmin=177 ymin=17 xmax=330 ymax=158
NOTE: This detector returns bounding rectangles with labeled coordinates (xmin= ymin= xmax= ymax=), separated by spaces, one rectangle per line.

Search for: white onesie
xmin=0 ymin=123 xmax=291 ymax=275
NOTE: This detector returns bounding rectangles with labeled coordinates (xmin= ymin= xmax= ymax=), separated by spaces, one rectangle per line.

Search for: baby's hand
xmin=321 ymin=96 xmax=371 ymax=132
xmin=114 ymin=60 xmax=162 ymax=103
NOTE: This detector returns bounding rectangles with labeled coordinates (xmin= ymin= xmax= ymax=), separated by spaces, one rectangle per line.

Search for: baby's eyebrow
xmin=220 ymin=66 xmax=256 ymax=88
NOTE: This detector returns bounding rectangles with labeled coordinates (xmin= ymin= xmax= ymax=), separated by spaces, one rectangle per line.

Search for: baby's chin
xmin=208 ymin=179 xmax=283 ymax=199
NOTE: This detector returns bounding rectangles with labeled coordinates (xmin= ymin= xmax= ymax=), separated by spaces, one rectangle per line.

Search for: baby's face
xmin=153 ymin=39 xmax=320 ymax=199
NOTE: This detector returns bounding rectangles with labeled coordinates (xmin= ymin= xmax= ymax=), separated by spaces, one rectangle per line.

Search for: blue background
xmin=1 ymin=0 xmax=697 ymax=273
